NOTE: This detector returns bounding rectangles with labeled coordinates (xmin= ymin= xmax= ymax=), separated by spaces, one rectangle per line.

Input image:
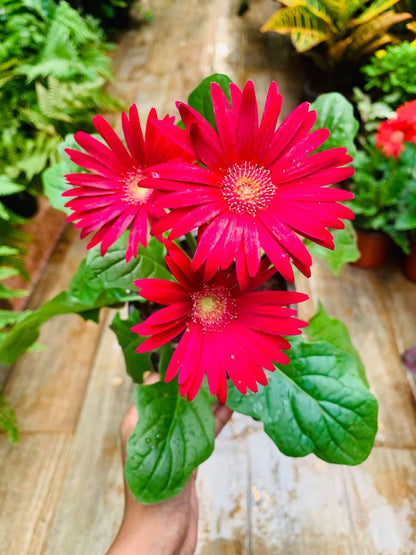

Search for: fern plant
xmin=261 ymin=0 xmax=413 ymax=74
xmin=0 ymin=0 xmax=123 ymax=197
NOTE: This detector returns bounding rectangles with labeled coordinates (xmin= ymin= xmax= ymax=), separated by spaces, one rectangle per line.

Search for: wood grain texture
xmin=4 ymin=312 xmax=106 ymax=432
xmin=196 ymin=413 xmax=253 ymax=555
xmin=0 ymin=433 xmax=72 ymax=555
xmin=4 ymin=227 xmax=108 ymax=432
xmin=44 ymin=310 xmax=135 ymax=554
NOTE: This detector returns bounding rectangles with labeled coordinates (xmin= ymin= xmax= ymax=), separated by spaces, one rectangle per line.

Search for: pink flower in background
xmin=149 ymin=81 xmax=354 ymax=287
xmin=132 ymin=242 xmax=308 ymax=403
xmin=63 ymin=106 xmax=192 ymax=261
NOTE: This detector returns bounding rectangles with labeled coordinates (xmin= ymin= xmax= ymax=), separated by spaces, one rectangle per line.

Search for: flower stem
xmin=185 ymin=232 xmax=197 ymax=253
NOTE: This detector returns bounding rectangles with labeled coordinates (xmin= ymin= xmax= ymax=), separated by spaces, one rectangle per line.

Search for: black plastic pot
xmin=2 ymin=191 xmax=39 ymax=219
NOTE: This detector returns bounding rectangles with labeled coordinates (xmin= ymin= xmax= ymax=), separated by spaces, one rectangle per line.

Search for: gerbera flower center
xmin=221 ymin=162 xmax=276 ymax=215
xmin=190 ymin=285 xmax=237 ymax=333
xmin=122 ymin=170 xmax=152 ymax=205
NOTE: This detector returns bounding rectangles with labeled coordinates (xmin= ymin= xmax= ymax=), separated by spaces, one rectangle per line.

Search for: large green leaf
xmin=227 ymin=317 xmax=377 ymax=465
xmin=305 ymin=222 xmax=360 ymax=275
xmin=261 ymin=6 xmax=329 ymax=53
xmin=110 ymin=309 xmax=174 ymax=384
xmin=125 ymin=380 xmax=215 ymax=503
xmin=305 ymin=301 xmax=367 ymax=385
xmin=69 ymin=233 xmax=171 ymax=305
xmin=0 ymin=233 xmax=169 ymax=364
xmin=187 ymin=74 xmax=233 ymax=130
xmin=311 ymin=92 xmax=359 ymax=158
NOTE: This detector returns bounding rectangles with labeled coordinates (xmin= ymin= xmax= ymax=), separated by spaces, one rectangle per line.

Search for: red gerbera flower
xmin=132 ymin=242 xmax=308 ymax=403
xmin=63 ymin=106 xmax=192 ymax=261
xmin=147 ymin=81 xmax=354 ymax=287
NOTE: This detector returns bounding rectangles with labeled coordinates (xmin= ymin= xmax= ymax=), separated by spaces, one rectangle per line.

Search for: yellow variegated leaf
xmin=360 ymin=34 xmax=394 ymax=55
xmin=351 ymin=0 xmax=400 ymax=26
xmin=261 ymin=6 xmax=329 ymax=53
xmin=349 ymin=11 xmax=411 ymax=51
xmin=323 ymin=0 xmax=365 ymax=21
xmin=278 ymin=0 xmax=333 ymax=25
xmin=328 ymin=37 xmax=352 ymax=61
xmin=406 ymin=21 xmax=416 ymax=33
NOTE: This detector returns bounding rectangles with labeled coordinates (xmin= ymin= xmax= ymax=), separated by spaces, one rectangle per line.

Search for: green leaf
xmin=311 ymin=92 xmax=359 ymax=158
xmin=187 ymin=74 xmax=233 ymax=130
xmin=0 ymin=389 xmax=19 ymax=444
xmin=0 ymin=266 xmax=20 ymax=280
xmin=0 ymin=175 xmax=25 ymax=196
xmin=42 ymin=162 xmax=72 ymax=215
xmin=0 ymin=246 xmax=20 ymax=256
xmin=0 ymin=233 xmax=170 ymax=363
xmin=0 ymin=309 xmax=32 ymax=329
xmin=305 ymin=222 xmax=360 ymax=275
xmin=227 ymin=330 xmax=377 ymax=465
xmin=110 ymin=309 xmax=155 ymax=383
xmin=125 ymin=380 xmax=215 ymax=503
xmin=305 ymin=301 xmax=368 ymax=385
xmin=70 ymin=233 xmax=171 ymax=306
xmin=110 ymin=309 xmax=175 ymax=383
xmin=0 ymin=283 xmax=29 ymax=300
xmin=42 ymin=134 xmax=84 ymax=215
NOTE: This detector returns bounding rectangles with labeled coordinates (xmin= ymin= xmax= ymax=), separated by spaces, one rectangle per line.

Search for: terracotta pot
xmin=353 ymin=229 xmax=391 ymax=268
xmin=404 ymin=242 xmax=416 ymax=282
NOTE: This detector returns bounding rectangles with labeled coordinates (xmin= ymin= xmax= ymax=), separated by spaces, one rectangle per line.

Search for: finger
xmin=212 ymin=403 xmax=233 ymax=436
xmin=143 ymin=371 xmax=161 ymax=385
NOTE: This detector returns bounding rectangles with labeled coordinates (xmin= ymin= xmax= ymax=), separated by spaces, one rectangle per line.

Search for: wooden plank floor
xmin=1 ymin=0 xmax=416 ymax=553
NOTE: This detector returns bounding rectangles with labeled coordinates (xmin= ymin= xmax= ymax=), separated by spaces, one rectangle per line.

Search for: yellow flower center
xmin=190 ymin=285 xmax=237 ymax=332
xmin=221 ymin=162 xmax=276 ymax=215
xmin=122 ymin=170 xmax=152 ymax=205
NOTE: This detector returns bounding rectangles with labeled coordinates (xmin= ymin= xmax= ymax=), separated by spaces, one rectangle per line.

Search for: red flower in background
xmin=63 ymin=106 xmax=191 ymax=261
xmin=375 ymin=119 xmax=409 ymax=158
xmin=375 ymin=100 xmax=416 ymax=158
xmin=132 ymin=242 xmax=308 ymax=403
xmin=396 ymin=100 xmax=416 ymax=126
xmin=148 ymin=81 xmax=354 ymax=288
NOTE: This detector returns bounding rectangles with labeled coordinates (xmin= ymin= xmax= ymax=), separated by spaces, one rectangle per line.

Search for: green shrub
xmin=349 ymin=143 xmax=416 ymax=253
xmin=362 ymin=41 xmax=416 ymax=107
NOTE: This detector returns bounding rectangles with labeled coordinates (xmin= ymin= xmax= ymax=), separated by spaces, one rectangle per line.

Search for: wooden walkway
xmin=1 ymin=0 xmax=416 ymax=553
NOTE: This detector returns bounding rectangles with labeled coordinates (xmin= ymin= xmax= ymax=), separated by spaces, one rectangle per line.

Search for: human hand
xmin=107 ymin=372 xmax=233 ymax=555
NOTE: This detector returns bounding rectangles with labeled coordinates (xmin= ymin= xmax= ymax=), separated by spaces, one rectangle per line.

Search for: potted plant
xmin=260 ymin=0 xmax=413 ymax=98
xmin=0 ymin=76 xmax=378 ymax=499
xmin=349 ymin=100 xmax=416 ymax=268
